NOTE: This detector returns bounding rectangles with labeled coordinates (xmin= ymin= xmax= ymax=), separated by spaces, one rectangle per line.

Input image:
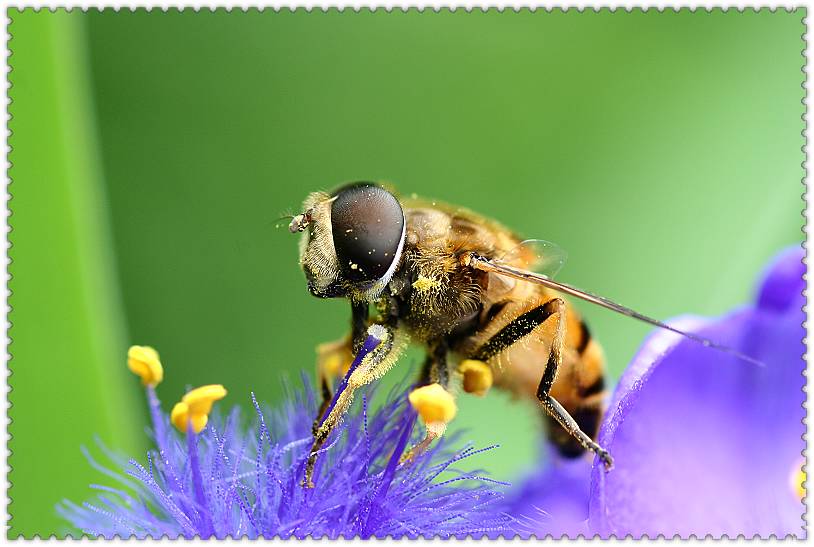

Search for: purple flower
xmin=506 ymin=245 xmax=805 ymax=539
xmin=502 ymin=444 xmax=592 ymax=538
xmin=59 ymin=377 xmax=515 ymax=538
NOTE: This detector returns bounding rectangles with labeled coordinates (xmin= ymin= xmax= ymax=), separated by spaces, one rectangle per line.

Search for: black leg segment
xmin=473 ymin=297 xmax=613 ymax=470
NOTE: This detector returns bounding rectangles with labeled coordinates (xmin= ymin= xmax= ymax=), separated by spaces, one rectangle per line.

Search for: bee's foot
xmin=300 ymin=477 xmax=316 ymax=489
xmin=598 ymin=449 xmax=614 ymax=471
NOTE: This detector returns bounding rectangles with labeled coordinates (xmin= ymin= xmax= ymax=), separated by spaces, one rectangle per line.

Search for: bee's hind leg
xmin=474 ymin=297 xmax=613 ymax=470
xmin=532 ymin=298 xmax=613 ymax=470
xmin=540 ymin=393 xmax=612 ymax=469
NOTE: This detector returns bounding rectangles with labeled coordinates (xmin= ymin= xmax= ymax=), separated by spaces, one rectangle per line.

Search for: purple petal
xmin=502 ymin=446 xmax=592 ymax=538
xmin=589 ymin=247 xmax=805 ymax=538
xmin=756 ymin=245 xmax=805 ymax=314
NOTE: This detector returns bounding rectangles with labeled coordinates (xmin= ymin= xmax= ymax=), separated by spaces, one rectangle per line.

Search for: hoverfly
xmin=289 ymin=182 xmax=759 ymax=488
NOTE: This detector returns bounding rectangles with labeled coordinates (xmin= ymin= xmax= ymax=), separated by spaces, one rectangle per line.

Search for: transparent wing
xmin=496 ymin=239 xmax=568 ymax=279
xmin=467 ymin=253 xmax=765 ymax=368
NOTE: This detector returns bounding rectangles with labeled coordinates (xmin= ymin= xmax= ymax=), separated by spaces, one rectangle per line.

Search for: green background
xmin=8 ymin=9 xmax=804 ymax=538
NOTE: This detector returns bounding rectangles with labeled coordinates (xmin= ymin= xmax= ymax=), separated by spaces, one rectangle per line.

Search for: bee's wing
xmin=496 ymin=239 xmax=568 ymax=279
xmin=467 ymin=253 xmax=764 ymax=367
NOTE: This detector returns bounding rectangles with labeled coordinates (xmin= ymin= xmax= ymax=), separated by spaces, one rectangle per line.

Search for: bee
xmin=289 ymin=181 xmax=759 ymax=488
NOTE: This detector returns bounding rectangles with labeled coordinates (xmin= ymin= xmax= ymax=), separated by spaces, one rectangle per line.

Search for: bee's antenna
xmin=466 ymin=253 xmax=765 ymax=368
xmin=272 ymin=214 xmax=296 ymax=229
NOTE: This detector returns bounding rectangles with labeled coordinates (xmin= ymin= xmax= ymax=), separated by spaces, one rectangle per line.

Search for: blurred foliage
xmin=8 ymin=11 xmax=145 ymax=538
xmin=9 ymin=9 xmax=804 ymax=537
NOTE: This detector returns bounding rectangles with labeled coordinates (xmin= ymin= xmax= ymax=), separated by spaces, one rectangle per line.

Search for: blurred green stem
xmin=9 ymin=11 xmax=144 ymax=537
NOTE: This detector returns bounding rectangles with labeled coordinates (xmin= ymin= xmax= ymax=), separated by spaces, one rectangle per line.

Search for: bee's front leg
xmin=304 ymin=324 xmax=395 ymax=488
xmin=311 ymin=301 xmax=370 ymax=437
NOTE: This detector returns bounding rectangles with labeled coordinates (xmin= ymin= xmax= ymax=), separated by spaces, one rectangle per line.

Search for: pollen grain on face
xmin=412 ymin=275 xmax=440 ymax=292
xmin=127 ymin=345 xmax=163 ymax=387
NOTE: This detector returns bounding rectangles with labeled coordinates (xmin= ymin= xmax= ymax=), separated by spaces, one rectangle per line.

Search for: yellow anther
xmin=458 ymin=359 xmax=493 ymax=396
xmin=408 ymin=383 xmax=457 ymax=424
xmin=170 ymin=384 xmax=227 ymax=433
xmin=182 ymin=384 xmax=227 ymax=414
xmin=127 ymin=345 xmax=163 ymax=387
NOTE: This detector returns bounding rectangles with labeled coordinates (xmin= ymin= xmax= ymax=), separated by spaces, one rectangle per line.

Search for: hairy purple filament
xmin=59 ymin=374 xmax=514 ymax=538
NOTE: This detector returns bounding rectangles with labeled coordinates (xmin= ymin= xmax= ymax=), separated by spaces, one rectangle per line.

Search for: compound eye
xmin=331 ymin=183 xmax=405 ymax=283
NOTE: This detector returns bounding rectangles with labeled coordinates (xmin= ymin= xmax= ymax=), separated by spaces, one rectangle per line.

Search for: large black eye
xmin=331 ymin=183 xmax=405 ymax=283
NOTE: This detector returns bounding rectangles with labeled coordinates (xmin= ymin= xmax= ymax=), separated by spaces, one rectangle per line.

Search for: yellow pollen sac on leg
xmin=458 ymin=359 xmax=493 ymax=396
xmin=408 ymin=383 xmax=457 ymax=424
xmin=170 ymin=385 xmax=227 ymax=433
xmin=127 ymin=345 xmax=163 ymax=387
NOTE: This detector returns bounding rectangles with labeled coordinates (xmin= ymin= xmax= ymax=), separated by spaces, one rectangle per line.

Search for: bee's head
xmin=290 ymin=182 xmax=406 ymax=301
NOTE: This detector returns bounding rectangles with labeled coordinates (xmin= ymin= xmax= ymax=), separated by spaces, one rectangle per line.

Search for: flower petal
xmin=756 ymin=245 xmax=805 ymax=314
xmin=503 ymin=446 xmax=592 ymax=538
xmin=589 ymin=247 xmax=805 ymax=538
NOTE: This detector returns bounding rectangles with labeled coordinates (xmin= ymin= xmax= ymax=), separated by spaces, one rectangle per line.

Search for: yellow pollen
xmin=170 ymin=384 xmax=227 ymax=433
xmin=792 ymin=464 xmax=806 ymax=500
xmin=412 ymin=275 xmax=438 ymax=292
xmin=458 ymin=359 xmax=493 ymax=396
xmin=409 ymin=383 xmax=457 ymax=424
xmin=127 ymin=345 xmax=163 ymax=387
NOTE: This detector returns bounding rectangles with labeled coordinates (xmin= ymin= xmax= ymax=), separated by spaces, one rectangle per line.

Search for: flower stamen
xmin=408 ymin=383 xmax=457 ymax=425
xmin=127 ymin=345 xmax=163 ymax=387
xmin=402 ymin=383 xmax=458 ymax=464
xmin=171 ymin=384 xmax=227 ymax=434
